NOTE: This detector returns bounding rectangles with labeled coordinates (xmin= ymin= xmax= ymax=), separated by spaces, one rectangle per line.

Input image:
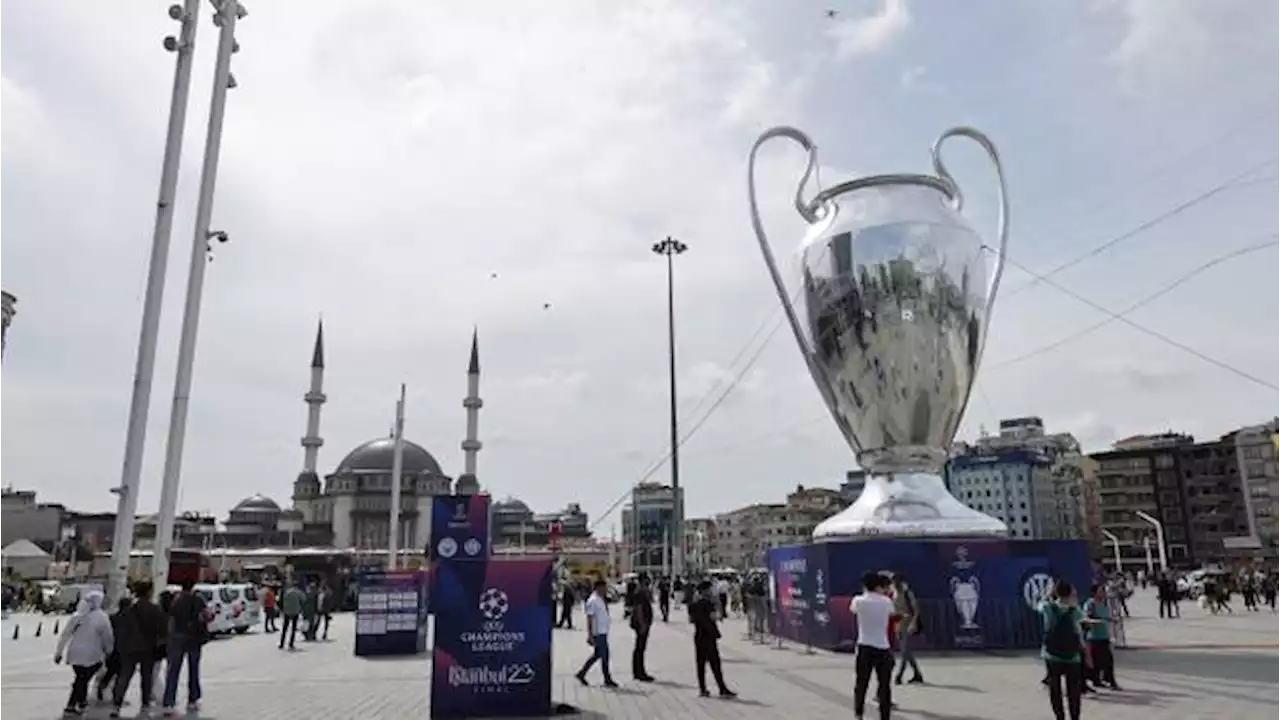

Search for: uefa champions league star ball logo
xmin=1022 ymin=572 xmax=1054 ymax=610
xmin=480 ymin=588 xmax=510 ymax=621
xmin=437 ymin=537 xmax=458 ymax=559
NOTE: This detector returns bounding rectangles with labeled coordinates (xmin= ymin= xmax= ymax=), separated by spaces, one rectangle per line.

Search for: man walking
xmin=1083 ymin=583 xmax=1121 ymax=690
xmin=278 ymin=579 xmax=304 ymax=650
xmin=891 ymin=574 xmax=923 ymax=685
xmin=629 ymin=574 xmax=655 ymax=682
xmin=302 ymin=583 xmax=321 ymax=641
xmin=689 ymin=580 xmax=735 ymax=698
xmin=162 ymin=579 xmax=210 ymax=715
xmin=657 ymin=576 xmax=671 ymax=622
xmin=558 ymin=583 xmax=576 ymax=629
xmin=575 ymin=580 xmax=618 ymax=688
xmin=109 ymin=581 xmax=167 ymax=718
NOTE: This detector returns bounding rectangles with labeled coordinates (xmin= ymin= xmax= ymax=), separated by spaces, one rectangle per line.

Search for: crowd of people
xmin=47 ymin=575 xmax=339 ymax=718
xmin=52 ymin=578 xmax=209 ymax=718
xmin=569 ymin=572 xmax=740 ymax=699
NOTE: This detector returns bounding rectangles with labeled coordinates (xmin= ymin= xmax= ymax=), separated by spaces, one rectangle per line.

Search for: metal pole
xmin=1143 ymin=535 xmax=1154 ymax=575
xmin=152 ymin=0 xmax=243 ymax=591
xmin=388 ymin=384 xmax=406 ymax=571
xmin=1102 ymin=529 xmax=1121 ymax=573
xmin=651 ymin=237 xmax=688 ymax=579
xmin=1134 ymin=510 xmax=1168 ymax=573
xmin=106 ymin=0 xmax=201 ymax=609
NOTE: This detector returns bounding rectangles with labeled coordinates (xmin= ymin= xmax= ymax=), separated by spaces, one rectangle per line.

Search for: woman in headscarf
xmin=53 ymin=590 xmax=114 ymax=716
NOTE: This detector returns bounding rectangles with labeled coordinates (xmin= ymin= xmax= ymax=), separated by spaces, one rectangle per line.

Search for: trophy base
xmin=812 ymin=471 xmax=1008 ymax=540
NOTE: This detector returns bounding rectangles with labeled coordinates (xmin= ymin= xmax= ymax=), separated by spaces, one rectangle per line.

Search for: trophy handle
xmin=748 ymin=128 xmax=849 ymax=443
xmin=930 ymin=127 xmax=1009 ymax=329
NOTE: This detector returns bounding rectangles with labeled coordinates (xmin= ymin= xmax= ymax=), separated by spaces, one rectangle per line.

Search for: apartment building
xmin=1229 ymin=420 xmax=1279 ymax=558
xmin=714 ymin=486 xmax=841 ymax=569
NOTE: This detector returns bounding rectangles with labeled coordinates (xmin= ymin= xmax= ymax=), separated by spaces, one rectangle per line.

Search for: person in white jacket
xmin=54 ymin=590 xmax=114 ymax=717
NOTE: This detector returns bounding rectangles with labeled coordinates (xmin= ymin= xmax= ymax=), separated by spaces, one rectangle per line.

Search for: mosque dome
xmin=232 ymin=494 xmax=281 ymax=513
xmin=335 ymin=437 xmax=444 ymax=475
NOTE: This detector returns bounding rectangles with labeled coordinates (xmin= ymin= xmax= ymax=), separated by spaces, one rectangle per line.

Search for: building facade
xmin=1229 ymin=419 xmax=1279 ymax=558
xmin=620 ymin=483 xmax=683 ymax=577
xmin=713 ymin=487 xmax=841 ymax=570
xmin=948 ymin=451 xmax=1060 ymax=538
xmin=1 ymin=488 xmax=63 ymax=549
xmin=489 ymin=498 xmax=591 ymax=549
xmin=1177 ymin=436 xmax=1252 ymax=563
xmin=1092 ymin=433 xmax=1194 ymax=569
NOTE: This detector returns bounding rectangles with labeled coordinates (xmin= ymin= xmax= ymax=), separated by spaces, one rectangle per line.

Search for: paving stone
xmin=2 ymin=590 xmax=1274 ymax=718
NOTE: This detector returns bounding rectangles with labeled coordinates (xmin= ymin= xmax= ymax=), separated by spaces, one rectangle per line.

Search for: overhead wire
xmin=990 ymin=236 xmax=1280 ymax=370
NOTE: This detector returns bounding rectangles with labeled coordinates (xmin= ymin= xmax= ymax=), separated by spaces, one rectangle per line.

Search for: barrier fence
xmin=736 ymin=594 xmax=1127 ymax=654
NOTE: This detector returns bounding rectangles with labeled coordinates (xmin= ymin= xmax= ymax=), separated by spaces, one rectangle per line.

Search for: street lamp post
xmin=1101 ymin=529 xmax=1122 ymax=573
xmin=1142 ymin=535 xmax=1154 ymax=575
xmin=105 ymin=0 xmax=202 ymax=608
xmin=152 ymin=0 xmax=247 ymax=591
xmin=651 ymin=236 xmax=687 ymax=579
xmin=1134 ymin=510 xmax=1168 ymax=573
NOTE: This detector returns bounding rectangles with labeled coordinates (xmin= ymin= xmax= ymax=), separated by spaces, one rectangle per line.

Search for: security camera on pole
xmin=105 ymin=0 xmax=202 ymax=608
xmin=152 ymin=0 xmax=247 ymax=591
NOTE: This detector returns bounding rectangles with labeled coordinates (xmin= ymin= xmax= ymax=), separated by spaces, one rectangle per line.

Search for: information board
xmin=354 ymin=570 xmax=428 ymax=657
xmin=429 ymin=558 xmax=553 ymax=718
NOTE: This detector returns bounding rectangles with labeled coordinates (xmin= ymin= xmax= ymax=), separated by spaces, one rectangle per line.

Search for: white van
xmin=217 ymin=584 xmax=261 ymax=634
xmin=191 ymin=583 xmax=235 ymax=635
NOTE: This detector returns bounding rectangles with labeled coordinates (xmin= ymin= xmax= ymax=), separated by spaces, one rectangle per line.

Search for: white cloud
xmin=826 ymin=0 xmax=911 ymax=59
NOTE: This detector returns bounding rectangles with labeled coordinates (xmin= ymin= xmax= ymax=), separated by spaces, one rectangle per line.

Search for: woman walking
xmin=53 ymin=590 xmax=114 ymax=717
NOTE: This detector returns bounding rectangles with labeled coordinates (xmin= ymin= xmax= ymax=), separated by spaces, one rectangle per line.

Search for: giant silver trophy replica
xmin=748 ymin=126 xmax=1010 ymax=540
xmin=0 ymin=290 xmax=16 ymax=357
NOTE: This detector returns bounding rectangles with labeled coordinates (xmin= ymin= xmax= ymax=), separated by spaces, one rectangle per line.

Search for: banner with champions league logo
xmin=430 ymin=494 xmax=491 ymax=563
xmin=429 ymin=558 xmax=553 ymax=718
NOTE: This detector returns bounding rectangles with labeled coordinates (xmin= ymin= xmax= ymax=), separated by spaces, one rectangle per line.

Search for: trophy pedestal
xmin=812 ymin=472 xmax=1008 ymax=540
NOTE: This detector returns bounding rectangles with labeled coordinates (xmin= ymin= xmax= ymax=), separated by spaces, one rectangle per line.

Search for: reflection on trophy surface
xmin=748 ymin=126 xmax=1012 ymax=540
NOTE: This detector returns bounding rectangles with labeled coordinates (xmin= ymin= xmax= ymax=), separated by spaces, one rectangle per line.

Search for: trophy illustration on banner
xmin=747 ymin=125 xmax=1011 ymax=540
xmin=950 ymin=576 xmax=981 ymax=630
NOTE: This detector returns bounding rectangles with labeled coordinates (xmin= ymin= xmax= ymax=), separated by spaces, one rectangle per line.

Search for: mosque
xmin=257 ymin=321 xmax=487 ymax=551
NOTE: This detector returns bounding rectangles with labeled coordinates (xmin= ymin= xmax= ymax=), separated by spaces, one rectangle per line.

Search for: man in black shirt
xmin=657 ymin=577 xmax=671 ymax=622
xmin=110 ymin=581 xmax=167 ymax=717
xmin=629 ymin=574 xmax=655 ymax=682
xmin=689 ymin=580 xmax=734 ymax=698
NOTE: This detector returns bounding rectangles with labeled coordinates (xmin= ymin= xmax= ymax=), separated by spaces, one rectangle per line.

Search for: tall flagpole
xmin=151 ymin=0 xmax=246 ymax=591
xmin=105 ymin=0 xmax=201 ymax=608
xmin=388 ymin=384 xmax=406 ymax=570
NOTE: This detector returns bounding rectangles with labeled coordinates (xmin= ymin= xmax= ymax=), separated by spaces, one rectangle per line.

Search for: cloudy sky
xmin=3 ymin=0 xmax=1277 ymax=531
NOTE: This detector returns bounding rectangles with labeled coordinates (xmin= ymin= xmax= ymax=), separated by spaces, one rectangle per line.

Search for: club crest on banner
xmin=1022 ymin=572 xmax=1054 ymax=609
xmin=438 ymin=538 xmax=458 ymax=559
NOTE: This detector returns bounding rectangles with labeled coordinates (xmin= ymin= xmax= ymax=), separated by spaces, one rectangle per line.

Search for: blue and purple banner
xmin=430 ymin=494 xmax=492 ymax=563
xmin=429 ymin=558 xmax=553 ymax=718
xmin=769 ymin=538 xmax=1091 ymax=651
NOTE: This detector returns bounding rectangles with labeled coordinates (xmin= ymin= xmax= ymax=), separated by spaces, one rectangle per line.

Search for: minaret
xmin=292 ymin=321 xmax=326 ymax=518
xmin=455 ymin=329 xmax=482 ymax=495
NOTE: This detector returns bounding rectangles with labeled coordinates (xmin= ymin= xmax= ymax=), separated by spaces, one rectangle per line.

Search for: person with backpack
xmin=891 ymin=573 xmax=923 ymax=685
xmin=1040 ymin=579 xmax=1096 ymax=720
xmin=162 ymin=579 xmax=211 ymax=715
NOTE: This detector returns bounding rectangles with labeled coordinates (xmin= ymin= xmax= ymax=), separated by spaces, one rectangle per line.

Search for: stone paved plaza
xmin=2 ymin=591 xmax=1275 ymax=719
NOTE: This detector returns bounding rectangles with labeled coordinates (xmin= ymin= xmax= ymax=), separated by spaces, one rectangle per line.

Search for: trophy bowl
xmin=748 ymin=126 xmax=1010 ymax=540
